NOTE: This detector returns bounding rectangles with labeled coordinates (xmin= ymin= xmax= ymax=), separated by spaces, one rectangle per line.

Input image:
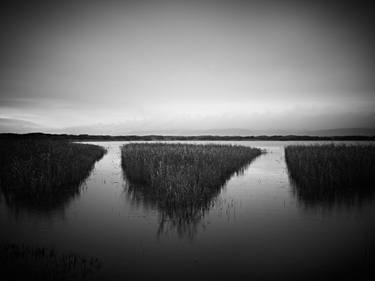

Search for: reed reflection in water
xmin=0 ymin=140 xmax=106 ymax=217
xmin=285 ymin=144 xmax=375 ymax=210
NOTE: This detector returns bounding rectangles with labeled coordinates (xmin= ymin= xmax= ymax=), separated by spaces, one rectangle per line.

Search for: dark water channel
xmin=1 ymin=141 xmax=374 ymax=280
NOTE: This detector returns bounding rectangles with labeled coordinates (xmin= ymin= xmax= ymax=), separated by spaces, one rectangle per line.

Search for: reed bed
xmin=0 ymin=243 xmax=101 ymax=281
xmin=122 ymin=143 xmax=262 ymax=205
xmin=285 ymin=144 xmax=375 ymax=206
xmin=121 ymin=143 xmax=262 ymax=236
xmin=0 ymin=140 xmax=106 ymax=207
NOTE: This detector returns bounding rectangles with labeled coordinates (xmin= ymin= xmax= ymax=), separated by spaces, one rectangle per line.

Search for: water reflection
xmin=1 ymin=141 xmax=374 ymax=281
xmin=289 ymin=176 xmax=375 ymax=211
xmin=124 ymin=166 xmax=249 ymax=239
xmin=0 ymin=177 xmax=92 ymax=219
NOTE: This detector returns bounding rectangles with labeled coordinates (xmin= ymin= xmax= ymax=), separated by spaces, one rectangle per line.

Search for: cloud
xmin=0 ymin=118 xmax=47 ymax=133
xmin=0 ymin=0 xmax=374 ymax=133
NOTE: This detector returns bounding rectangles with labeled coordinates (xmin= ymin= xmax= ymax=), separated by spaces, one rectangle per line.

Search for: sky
xmin=0 ymin=0 xmax=374 ymax=134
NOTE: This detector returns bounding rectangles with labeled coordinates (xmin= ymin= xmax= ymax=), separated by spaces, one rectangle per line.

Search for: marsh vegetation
xmin=0 ymin=140 xmax=374 ymax=280
xmin=0 ymin=243 xmax=101 ymax=281
xmin=121 ymin=143 xmax=262 ymax=237
xmin=0 ymin=140 xmax=106 ymax=212
xmin=285 ymin=144 xmax=375 ymax=207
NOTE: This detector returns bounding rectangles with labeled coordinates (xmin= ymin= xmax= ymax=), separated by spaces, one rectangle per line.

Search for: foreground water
xmin=1 ymin=141 xmax=375 ymax=280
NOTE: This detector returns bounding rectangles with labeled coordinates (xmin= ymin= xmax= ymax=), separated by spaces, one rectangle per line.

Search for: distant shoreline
xmin=1 ymin=133 xmax=375 ymax=141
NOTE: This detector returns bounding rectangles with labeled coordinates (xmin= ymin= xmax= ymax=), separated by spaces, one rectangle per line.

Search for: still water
xmin=1 ymin=141 xmax=374 ymax=280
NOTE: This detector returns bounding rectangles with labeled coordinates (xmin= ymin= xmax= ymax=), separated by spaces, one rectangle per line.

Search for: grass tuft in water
xmin=121 ymin=143 xmax=262 ymax=237
xmin=285 ymin=144 xmax=375 ymax=207
xmin=0 ymin=140 xmax=106 ymax=210
xmin=0 ymin=243 xmax=101 ymax=281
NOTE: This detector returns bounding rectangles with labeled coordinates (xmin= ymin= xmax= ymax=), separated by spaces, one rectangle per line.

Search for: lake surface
xmin=1 ymin=141 xmax=375 ymax=281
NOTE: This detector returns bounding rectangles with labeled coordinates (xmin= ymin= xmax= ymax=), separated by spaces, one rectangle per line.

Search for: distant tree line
xmin=0 ymin=133 xmax=375 ymax=141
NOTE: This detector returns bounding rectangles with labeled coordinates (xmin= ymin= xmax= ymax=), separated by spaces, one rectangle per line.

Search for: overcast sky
xmin=0 ymin=0 xmax=374 ymax=134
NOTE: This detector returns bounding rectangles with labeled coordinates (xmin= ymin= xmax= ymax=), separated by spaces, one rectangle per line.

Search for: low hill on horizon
xmin=1 ymin=118 xmax=375 ymax=137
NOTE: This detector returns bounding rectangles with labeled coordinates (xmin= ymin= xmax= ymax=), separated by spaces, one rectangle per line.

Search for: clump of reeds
xmin=0 ymin=242 xmax=101 ymax=281
xmin=122 ymin=143 xmax=262 ymax=237
xmin=0 ymin=140 xmax=106 ymax=209
xmin=285 ymin=144 xmax=375 ymax=207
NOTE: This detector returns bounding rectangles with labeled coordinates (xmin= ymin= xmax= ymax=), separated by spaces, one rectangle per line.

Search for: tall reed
xmin=0 ymin=242 xmax=101 ymax=281
xmin=122 ymin=143 xmax=262 ymax=237
xmin=285 ymin=144 xmax=375 ymax=206
xmin=0 ymin=140 xmax=106 ymax=209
